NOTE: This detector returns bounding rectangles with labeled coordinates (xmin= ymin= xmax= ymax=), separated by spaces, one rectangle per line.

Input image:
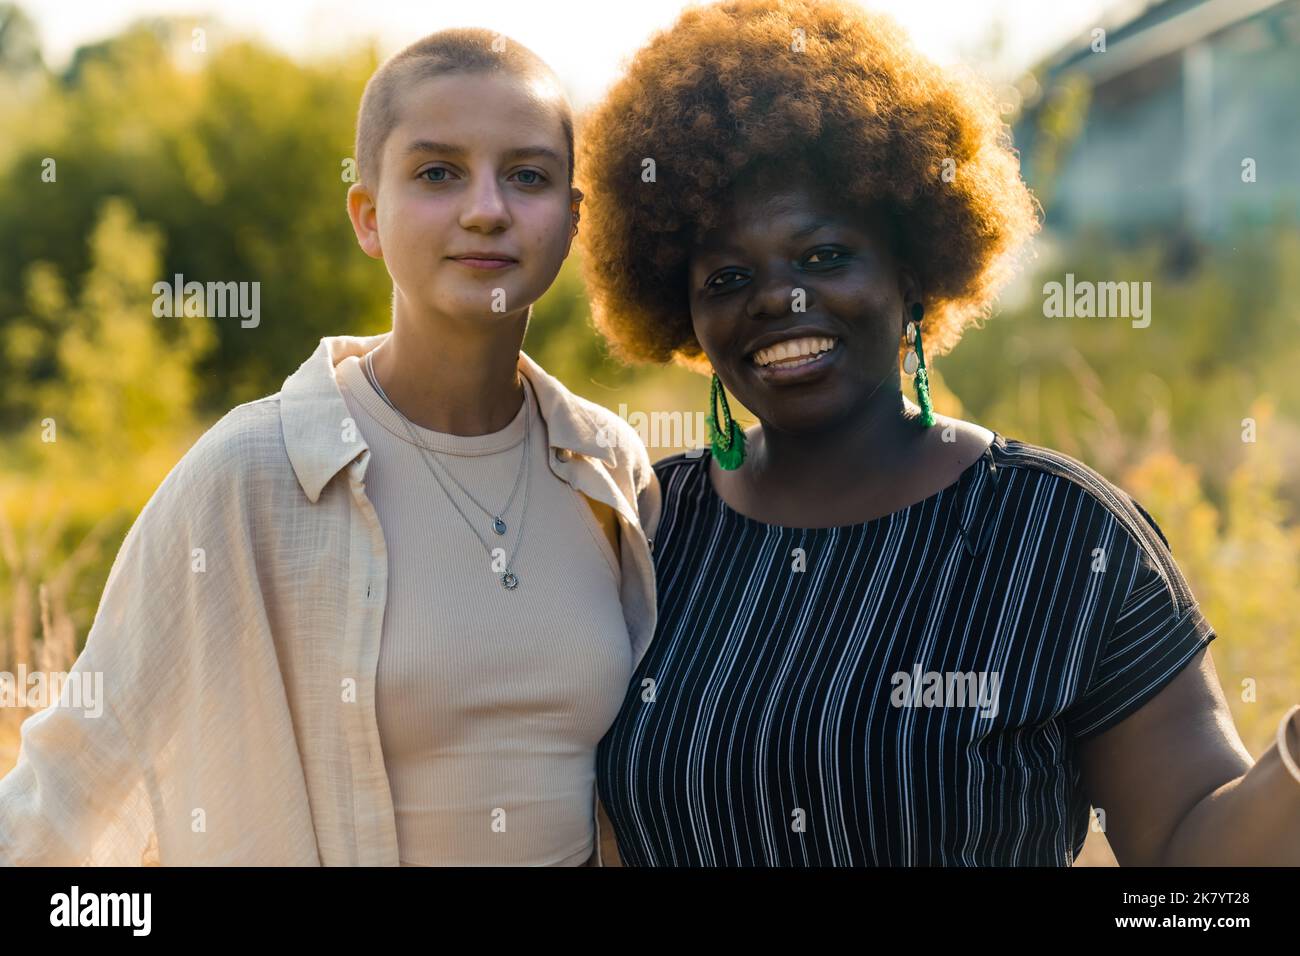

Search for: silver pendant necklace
xmin=366 ymin=348 xmax=524 ymax=537
xmin=362 ymin=348 xmax=530 ymax=590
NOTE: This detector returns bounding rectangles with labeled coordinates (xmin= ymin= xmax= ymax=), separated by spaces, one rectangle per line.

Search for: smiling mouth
xmin=749 ymin=335 xmax=839 ymax=369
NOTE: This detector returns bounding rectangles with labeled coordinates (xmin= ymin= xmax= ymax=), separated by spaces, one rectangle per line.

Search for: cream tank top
xmin=335 ymin=351 xmax=632 ymax=865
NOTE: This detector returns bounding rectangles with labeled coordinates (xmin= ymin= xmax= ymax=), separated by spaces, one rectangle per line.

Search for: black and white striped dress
xmin=595 ymin=432 xmax=1216 ymax=866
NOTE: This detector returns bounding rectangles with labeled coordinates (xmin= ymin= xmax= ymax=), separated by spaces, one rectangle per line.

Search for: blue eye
xmin=419 ymin=167 xmax=451 ymax=183
xmin=513 ymin=169 xmax=547 ymax=186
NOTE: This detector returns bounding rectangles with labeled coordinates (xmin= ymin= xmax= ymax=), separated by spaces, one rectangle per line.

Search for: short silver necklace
xmin=363 ymin=348 xmax=530 ymax=590
xmin=366 ymin=348 xmax=527 ymax=537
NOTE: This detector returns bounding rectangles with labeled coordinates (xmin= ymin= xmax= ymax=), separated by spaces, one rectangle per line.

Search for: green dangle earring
xmin=706 ymin=371 xmax=746 ymax=469
xmin=904 ymin=302 xmax=936 ymax=427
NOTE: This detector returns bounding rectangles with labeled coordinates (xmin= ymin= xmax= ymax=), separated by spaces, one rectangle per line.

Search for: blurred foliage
xmin=0 ymin=11 xmax=387 ymax=416
xmin=1022 ymin=72 xmax=1091 ymax=214
xmin=943 ymin=225 xmax=1300 ymax=509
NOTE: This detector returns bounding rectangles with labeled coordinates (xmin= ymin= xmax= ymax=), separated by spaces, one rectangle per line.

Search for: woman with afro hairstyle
xmin=581 ymin=0 xmax=1300 ymax=866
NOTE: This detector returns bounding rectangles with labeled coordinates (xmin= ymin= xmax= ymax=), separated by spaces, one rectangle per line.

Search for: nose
xmin=459 ymin=169 xmax=512 ymax=232
xmin=745 ymin=266 xmax=799 ymax=320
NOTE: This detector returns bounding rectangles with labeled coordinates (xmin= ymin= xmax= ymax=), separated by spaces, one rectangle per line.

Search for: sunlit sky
xmin=24 ymin=0 xmax=1125 ymax=103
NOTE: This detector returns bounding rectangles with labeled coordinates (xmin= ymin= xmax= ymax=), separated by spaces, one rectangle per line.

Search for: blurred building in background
xmin=1015 ymin=0 xmax=1300 ymax=243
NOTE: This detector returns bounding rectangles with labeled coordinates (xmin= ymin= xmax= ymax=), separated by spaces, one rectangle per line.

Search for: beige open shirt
xmin=0 ymin=332 xmax=660 ymax=865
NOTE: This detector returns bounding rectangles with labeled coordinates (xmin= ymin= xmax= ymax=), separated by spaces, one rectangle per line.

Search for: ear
xmin=898 ymin=267 xmax=922 ymax=322
xmin=347 ymin=182 xmax=383 ymax=260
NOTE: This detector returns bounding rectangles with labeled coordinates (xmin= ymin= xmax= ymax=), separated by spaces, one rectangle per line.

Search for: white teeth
xmin=752 ymin=336 xmax=837 ymax=368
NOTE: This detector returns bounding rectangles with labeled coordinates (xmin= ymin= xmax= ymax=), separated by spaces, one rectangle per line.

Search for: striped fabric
xmin=596 ymin=432 xmax=1216 ymax=866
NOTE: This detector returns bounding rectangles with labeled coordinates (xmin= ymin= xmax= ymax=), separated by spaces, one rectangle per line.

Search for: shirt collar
xmin=279 ymin=331 xmax=618 ymax=503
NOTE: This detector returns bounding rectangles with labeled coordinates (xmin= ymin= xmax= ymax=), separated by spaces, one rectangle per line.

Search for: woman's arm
xmin=1078 ymin=646 xmax=1300 ymax=865
xmin=0 ymin=507 xmax=165 ymax=865
xmin=1 ymin=400 xmax=317 ymax=865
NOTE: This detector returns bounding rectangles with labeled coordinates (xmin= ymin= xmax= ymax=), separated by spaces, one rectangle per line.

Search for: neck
xmin=370 ymin=292 xmax=529 ymax=435
xmin=747 ymin=388 xmax=927 ymax=500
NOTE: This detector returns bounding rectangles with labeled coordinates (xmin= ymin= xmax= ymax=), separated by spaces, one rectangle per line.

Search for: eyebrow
xmin=403 ymin=140 xmax=564 ymax=166
xmin=790 ymin=220 xmax=832 ymax=240
xmin=696 ymin=220 xmax=835 ymax=259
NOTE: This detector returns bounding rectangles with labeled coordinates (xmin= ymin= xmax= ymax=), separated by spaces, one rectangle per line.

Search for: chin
xmin=749 ymin=399 xmax=847 ymax=436
xmin=431 ymin=290 xmax=523 ymax=320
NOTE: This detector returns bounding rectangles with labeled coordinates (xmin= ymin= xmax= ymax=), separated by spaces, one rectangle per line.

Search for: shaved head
xmin=355 ymin=28 xmax=573 ymax=197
